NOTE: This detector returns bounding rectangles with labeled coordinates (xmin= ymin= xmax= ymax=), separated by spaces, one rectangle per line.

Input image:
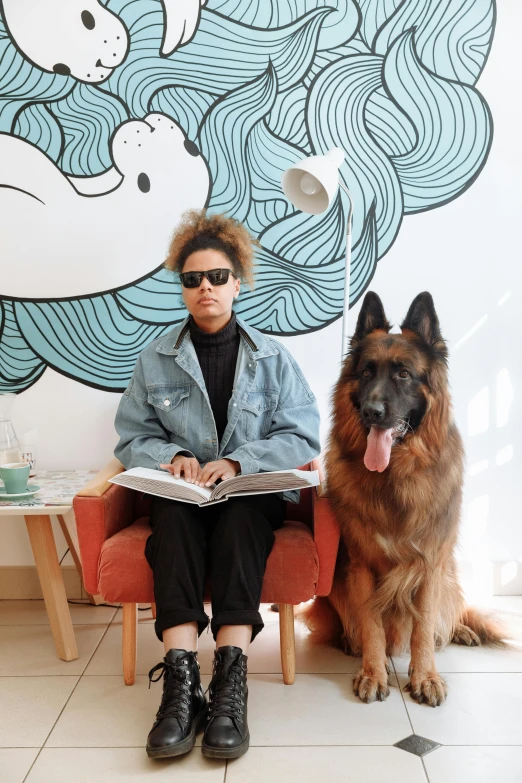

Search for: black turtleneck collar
xmin=189 ymin=312 xmax=238 ymax=351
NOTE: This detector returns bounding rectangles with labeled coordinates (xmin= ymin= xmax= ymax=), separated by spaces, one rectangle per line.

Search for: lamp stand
xmin=339 ymin=181 xmax=354 ymax=360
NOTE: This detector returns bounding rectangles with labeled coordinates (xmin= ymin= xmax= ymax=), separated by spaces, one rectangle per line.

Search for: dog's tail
xmin=461 ymin=606 xmax=508 ymax=647
xmin=296 ymin=597 xmax=343 ymax=647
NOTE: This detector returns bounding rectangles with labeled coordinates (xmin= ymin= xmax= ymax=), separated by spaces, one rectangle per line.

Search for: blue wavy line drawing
xmin=199 ymin=64 xmax=279 ymax=222
xmin=0 ymin=0 xmax=496 ymax=391
xmin=372 ymin=0 xmax=495 ymax=85
xmin=0 ymin=301 xmax=46 ymax=392
xmin=385 ymin=28 xmax=492 ymax=213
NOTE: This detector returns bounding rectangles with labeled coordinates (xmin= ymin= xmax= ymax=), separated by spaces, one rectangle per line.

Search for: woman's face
xmin=180 ymin=249 xmax=240 ymax=324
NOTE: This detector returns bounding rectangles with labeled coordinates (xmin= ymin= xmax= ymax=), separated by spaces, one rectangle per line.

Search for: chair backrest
xmin=132 ymin=462 xmax=314 ymax=524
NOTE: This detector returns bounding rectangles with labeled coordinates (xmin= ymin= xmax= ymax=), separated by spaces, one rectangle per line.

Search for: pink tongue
xmin=364 ymin=427 xmax=394 ymax=472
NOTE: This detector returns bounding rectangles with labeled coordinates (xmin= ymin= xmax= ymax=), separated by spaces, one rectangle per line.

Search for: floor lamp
xmin=281 ymin=148 xmax=353 ymax=358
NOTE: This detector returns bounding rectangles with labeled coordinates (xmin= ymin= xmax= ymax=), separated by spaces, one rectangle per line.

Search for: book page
xmin=109 ymin=467 xmax=212 ymax=503
xmin=209 ymin=468 xmax=319 ymax=501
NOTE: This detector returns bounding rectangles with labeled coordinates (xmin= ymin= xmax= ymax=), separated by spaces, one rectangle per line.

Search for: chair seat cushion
xmin=97 ymin=516 xmax=319 ymax=605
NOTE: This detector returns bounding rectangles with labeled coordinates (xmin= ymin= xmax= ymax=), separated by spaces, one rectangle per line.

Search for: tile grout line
xmin=9 ymin=743 xmax=522 ymax=749
xmin=390 ymin=659 xmax=415 ymax=735
xmin=21 ymin=617 xmax=116 ymax=783
xmin=391 ymin=658 xmax=432 ymax=783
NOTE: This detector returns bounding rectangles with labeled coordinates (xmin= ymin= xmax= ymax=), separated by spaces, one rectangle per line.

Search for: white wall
xmin=2 ymin=2 xmax=520 ymax=597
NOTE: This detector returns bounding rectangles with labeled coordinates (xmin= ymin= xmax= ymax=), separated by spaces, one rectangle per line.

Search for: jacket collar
xmin=155 ymin=314 xmax=278 ymax=359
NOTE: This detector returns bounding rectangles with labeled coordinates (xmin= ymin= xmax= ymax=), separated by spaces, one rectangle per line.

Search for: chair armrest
xmin=73 ymin=460 xmax=135 ymax=595
xmin=76 ymin=457 xmax=125 ymax=497
xmin=311 ymin=457 xmax=339 ymax=596
xmin=311 ymin=456 xmax=328 ymax=498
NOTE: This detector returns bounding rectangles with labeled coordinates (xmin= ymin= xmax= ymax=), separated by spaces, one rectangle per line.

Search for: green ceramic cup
xmin=0 ymin=462 xmax=31 ymax=494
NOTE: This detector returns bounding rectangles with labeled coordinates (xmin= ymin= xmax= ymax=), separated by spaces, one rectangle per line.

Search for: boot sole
xmin=201 ymin=732 xmax=250 ymax=759
xmin=147 ymin=706 xmax=208 ymax=759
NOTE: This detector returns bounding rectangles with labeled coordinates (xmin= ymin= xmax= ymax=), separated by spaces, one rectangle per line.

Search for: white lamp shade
xmin=281 ymin=147 xmax=345 ymax=215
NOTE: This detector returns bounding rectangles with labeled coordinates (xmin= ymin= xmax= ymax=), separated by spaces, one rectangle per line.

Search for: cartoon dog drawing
xmin=0 ymin=114 xmax=210 ymax=298
xmin=1 ymin=0 xmax=129 ymax=82
xmin=1 ymin=0 xmax=208 ymax=82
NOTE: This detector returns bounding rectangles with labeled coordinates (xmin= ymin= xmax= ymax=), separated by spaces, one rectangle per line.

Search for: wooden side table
xmin=0 ymin=470 xmax=99 ymax=661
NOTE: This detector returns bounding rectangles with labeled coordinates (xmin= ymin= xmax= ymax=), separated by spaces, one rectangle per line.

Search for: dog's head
xmin=339 ymin=291 xmax=449 ymax=472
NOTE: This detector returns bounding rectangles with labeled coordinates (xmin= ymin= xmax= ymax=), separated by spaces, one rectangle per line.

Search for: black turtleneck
xmin=189 ymin=312 xmax=240 ymax=443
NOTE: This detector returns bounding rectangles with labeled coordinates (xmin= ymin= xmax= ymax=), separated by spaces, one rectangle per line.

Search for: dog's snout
xmin=362 ymin=402 xmax=386 ymax=423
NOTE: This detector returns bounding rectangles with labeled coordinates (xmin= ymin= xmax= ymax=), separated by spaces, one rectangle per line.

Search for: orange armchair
xmin=73 ymin=458 xmax=339 ymax=685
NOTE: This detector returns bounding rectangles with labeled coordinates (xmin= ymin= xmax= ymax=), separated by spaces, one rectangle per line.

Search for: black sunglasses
xmin=179 ymin=268 xmax=237 ymax=288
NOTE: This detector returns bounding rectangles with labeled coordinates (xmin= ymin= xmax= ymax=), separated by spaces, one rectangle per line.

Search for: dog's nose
xmin=362 ymin=402 xmax=386 ymax=423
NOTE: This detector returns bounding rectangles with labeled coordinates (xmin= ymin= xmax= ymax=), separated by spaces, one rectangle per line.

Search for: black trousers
xmin=145 ymin=493 xmax=286 ymax=643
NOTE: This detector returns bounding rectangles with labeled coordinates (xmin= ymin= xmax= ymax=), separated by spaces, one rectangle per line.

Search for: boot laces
xmin=206 ymin=653 xmax=245 ymax=719
xmin=148 ymin=659 xmax=193 ymax=722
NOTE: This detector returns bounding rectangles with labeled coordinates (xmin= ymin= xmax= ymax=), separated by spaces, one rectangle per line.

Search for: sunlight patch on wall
xmin=496 ymin=369 xmax=514 ymax=428
xmin=468 ymin=386 xmax=489 ymax=436
xmin=496 ymin=445 xmax=513 ymax=466
xmin=453 ymin=314 xmax=488 ymax=354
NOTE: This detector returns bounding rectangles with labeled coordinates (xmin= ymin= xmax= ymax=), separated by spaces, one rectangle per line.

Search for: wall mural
xmin=0 ymin=0 xmax=495 ymax=392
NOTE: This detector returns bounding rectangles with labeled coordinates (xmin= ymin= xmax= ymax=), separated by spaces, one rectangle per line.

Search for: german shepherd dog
xmin=302 ymin=291 xmax=505 ymax=707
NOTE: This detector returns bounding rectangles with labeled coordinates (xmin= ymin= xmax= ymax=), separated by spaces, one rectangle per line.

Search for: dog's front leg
xmin=406 ymin=571 xmax=447 ymax=707
xmin=350 ymin=563 xmax=390 ymax=703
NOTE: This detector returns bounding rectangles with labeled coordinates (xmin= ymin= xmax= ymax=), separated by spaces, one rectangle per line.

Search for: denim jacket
xmin=114 ymin=314 xmax=321 ymax=502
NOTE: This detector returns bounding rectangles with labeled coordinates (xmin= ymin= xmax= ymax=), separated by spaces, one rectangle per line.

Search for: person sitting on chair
xmin=114 ymin=209 xmax=321 ymax=760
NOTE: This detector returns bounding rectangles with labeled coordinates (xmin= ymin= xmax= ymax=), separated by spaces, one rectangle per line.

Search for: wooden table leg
xmin=57 ymin=514 xmax=102 ymax=605
xmin=25 ymin=514 xmax=79 ymax=661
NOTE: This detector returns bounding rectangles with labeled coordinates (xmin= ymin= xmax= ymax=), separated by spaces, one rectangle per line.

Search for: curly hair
xmin=164 ymin=209 xmax=258 ymax=290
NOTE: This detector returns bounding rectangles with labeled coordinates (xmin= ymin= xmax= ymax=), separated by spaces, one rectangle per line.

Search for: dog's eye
xmin=362 ymin=369 xmax=371 ymax=378
xmin=398 ymin=369 xmax=410 ymax=379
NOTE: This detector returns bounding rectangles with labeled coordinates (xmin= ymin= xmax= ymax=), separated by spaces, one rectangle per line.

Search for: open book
xmin=109 ymin=467 xmax=319 ymax=506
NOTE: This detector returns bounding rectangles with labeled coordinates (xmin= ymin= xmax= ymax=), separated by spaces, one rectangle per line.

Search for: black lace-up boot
xmin=146 ymin=649 xmax=207 ymax=758
xmin=202 ymin=645 xmax=249 ymax=759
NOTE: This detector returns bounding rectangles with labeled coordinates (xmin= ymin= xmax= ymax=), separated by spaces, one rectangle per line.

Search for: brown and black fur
xmin=301 ymin=291 xmax=505 ymax=707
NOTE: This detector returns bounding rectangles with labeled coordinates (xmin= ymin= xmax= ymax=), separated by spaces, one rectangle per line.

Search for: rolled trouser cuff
xmin=154 ymin=608 xmax=210 ymax=642
xmin=210 ymin=609 xmax=264 ymax=643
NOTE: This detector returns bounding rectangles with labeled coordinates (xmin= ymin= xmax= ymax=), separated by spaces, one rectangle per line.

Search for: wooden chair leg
xmin=122 ymin=603 xmax=138 ymax=686
xmin=151 ymin=602 xmax=156 ymax=619
xmin=279 ymin=603 xmax=296 ymax=685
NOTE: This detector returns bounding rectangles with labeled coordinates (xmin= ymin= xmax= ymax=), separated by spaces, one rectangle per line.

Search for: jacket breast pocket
xmin=241 ymin=391 xmax=278 ymax=441
xmin=147 ymin=385 xmax=191 ymax=438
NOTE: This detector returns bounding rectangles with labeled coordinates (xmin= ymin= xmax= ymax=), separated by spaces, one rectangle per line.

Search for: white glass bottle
xmin=0 ymin=393 xmax=22 ymax=465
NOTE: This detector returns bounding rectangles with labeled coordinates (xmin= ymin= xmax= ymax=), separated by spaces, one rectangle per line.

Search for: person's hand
xmin=195 ymin=459 xmax=240 ymax=487
xmin=159 ymin=455 xmax=201 ymax=483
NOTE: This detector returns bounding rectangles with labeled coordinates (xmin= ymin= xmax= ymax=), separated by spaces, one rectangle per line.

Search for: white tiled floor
xmin=0 ymin=598 xmax=521 ymax=783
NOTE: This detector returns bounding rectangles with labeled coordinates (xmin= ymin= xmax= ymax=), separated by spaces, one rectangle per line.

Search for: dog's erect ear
xmin=400 ymin=292 xmax=442 ymax=346
xmin=352 ymin=292 xmax=391 ymax=341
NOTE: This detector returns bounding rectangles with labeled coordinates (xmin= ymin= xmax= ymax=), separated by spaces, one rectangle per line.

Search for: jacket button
xmin=164 ymin=399 xmax=171 ymax=406
xmin=233 ymin=403 xmax=237 ymax=407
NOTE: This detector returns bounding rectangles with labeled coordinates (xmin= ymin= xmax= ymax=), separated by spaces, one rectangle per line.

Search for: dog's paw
xmin=353 ymin=668 xmax=390 ymax=703
xmin=452 ymin=624 xmax=480 ymax=646
xmin=404 ymin=674 xmax=447 ymax=707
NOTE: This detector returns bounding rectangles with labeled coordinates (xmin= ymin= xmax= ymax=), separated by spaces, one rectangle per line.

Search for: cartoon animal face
xmin=0 ymin=114 xmax=210 ymax=298
xmin=2 ymin=0 xmax=129 ymax=83
xmin=111 ymin=113 xmax=204 ymax=193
